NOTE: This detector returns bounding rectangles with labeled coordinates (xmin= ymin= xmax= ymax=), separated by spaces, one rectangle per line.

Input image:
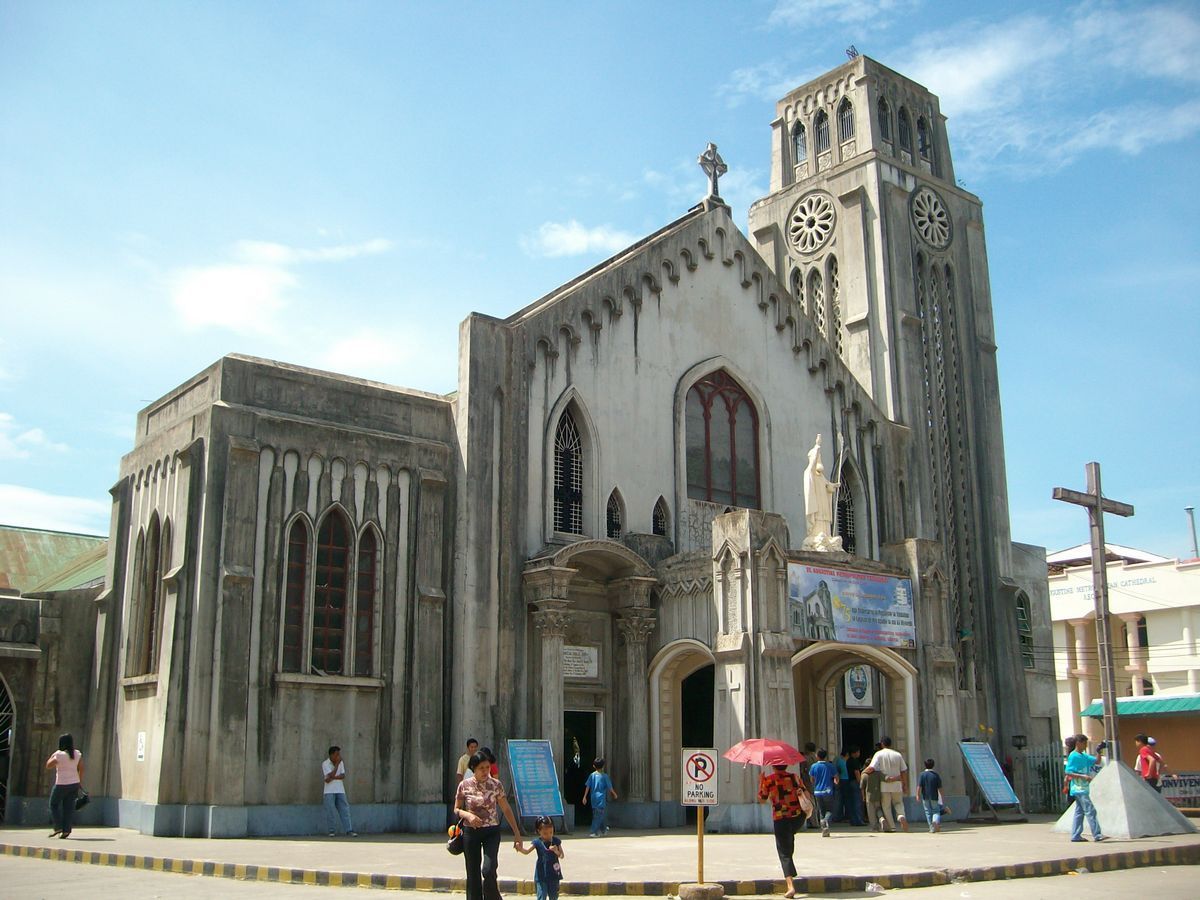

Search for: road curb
xmin=3 ymin=840 xmax=1199 ymax=894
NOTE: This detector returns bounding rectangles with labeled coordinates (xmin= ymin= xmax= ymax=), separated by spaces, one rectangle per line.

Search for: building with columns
xmin=4 ymin=56 xmax=1054 ymax=836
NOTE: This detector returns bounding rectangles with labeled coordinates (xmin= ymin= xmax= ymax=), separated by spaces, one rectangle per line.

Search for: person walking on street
xmin=916 ymin=758 xmax=945 ymax=833
xmin=865 ymin=736 xmax=908 ymax=832
xmin=810 ymin=749 xmax=839 ymax=836
xmin=582 ymin=757 xmax=617 ymax=836
xmin=457 ymin=738 xmax=480 ymax=784
xmin=517 ymin=815 xmax=565 ymax=900
xmin=862 ymin=742 xmax=884 ymax=830
xmin=454 ymin=750 xmax=525 ymax=900
xmin=45 ymin=733 xmax=83 ymax=839
xmin=757 ymin=763 xmax=809 ymax=898
xmin=1135 ymin=733 xmax=1161 ymax=792
xmin=322 ymin=746 xmax=357 ymax=836
xmin=1065 ymin=734 xmax=1106 ymax=843
xmin=841 ymin=747 xmax=865 ymax=826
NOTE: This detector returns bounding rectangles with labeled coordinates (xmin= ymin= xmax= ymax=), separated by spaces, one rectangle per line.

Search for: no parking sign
xmin=681 ymin=747 xmax=718 ymax=806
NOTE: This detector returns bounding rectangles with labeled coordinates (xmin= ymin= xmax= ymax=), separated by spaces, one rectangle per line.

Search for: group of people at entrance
xmin=757 ymin=737 xmax=946 ymax=898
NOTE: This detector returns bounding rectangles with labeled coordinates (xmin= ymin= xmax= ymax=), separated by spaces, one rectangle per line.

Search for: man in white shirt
xmin=864 ymin=735 xmax=909 ymax=832
xmin=322 ymin=746 xmax=356 ymax=836
xmin=456 ymin=738 xmax=479 ymax=784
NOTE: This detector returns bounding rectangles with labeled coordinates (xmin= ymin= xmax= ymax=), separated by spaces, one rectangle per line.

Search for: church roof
xmin=0 ymin=524 xmax=106 ymax=594
xmin=1047 ymin=542 xmax=1169 ymax=572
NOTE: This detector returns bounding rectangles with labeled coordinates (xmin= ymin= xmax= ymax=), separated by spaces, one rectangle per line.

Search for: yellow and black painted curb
xmin=2 ymin=840 xmax=1199 ymax=894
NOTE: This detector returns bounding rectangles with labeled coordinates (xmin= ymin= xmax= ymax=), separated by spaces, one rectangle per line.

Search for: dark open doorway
xmin=680 ymin=664 xmax=714 ymax=823
xmin=840 ymin=717 xmax=875 ymax=756
xmin=564 ymin=710 xmax=598 ymax=826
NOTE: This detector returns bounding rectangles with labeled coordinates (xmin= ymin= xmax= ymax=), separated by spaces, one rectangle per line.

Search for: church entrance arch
xmin=791 ymin=643 xmax=919 ymax=767
xmin=0 ymin=673 xmax=14 ymax=823
xmin=649 ymin=639 xmax=716 ymax=805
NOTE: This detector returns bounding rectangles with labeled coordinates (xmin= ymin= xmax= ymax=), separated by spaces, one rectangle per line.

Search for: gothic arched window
xmin=554 ymin=410 xmax=584 ymax=534
xmin=652 ymin=496 xmax=670 ymax=537
xmin=897 ymin=108 xmax=912 ymax=153
xmin=917 ymin=116 xmax=931 ymax=159
xmin=281 ymin=517 xmax=308 ymax=673
xmin=838 ymin=98 xmax=855 ymax=142
xmin=808 ymin=269 xmax=826 ymax=336
xmin=815 ymin=110 xmax=831 ymax=154
xmin=792 ymin=121 xmax=807 ymax=163
xmin=128 ymin=515 xmax=168 ymax=676
xmin=836 ymin=478 xmax=856 ymax=555
xmin=606 ymin=490 xmax=624 ymax=540
xmin=877 ymin=97 xmax=891 ymax=142
xmin=354 ymin=526 xmax=379 ymax=677
xmin=312 ymin=509 xmax=350 ymax=675
xmin=685 ymin=371 xmax=761 ymax=509
xmin=1015 ymin=593 xmax=1034 ymax=670
xmin=828 ymin=256 xmax=843 ymax=356
xmin=791 ymin=268 xmax=806 ymax=312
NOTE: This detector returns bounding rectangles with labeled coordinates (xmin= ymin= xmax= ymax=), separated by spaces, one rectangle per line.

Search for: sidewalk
xmin=3 ymin=817 xmax=1199 ymax=894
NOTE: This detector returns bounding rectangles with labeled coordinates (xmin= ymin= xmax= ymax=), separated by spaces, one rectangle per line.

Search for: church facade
xmin=19 ymin=57 xmax=1056 ymax=835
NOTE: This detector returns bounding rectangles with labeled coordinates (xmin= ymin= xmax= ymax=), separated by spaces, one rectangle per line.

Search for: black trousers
xmin=463 ymin=824 xmax=502 ymax=900
xmin=49 ymin=783 xmax=80 ymax=835
xmin=772 ymin=815 xmax=801 ymax=877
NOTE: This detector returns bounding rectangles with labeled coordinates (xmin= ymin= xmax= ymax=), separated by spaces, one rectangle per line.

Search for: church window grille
xmin=792 ymin=122 xmax=807 ymax=163
xmin=312 ymin=510 xmax=350 ymax=675
xmin=281 ymin=519 xmax=308 ymax=673
xmin=354 ymin=526 xmax=378 ymax=677
xmin=917 ymin=117 xmax=931 ymax=159
xmin=553 ymin=411 xmax=585 ymax=534
xmin=652 ymin=497 xmax=670 ymax=536
xmin=836 ymin=477 xmax=856 ymax=555
xmin=685 ymin=370 xmax=761 ymax=509
xmin=791 ymin=268 xmax=806 ymax=312
xmin=129 ymin=516 xmax=167 ymax=676
xmin=815 ymin=110 xmax=831 ymax=154
xmin=828 ymin=256 xmax=843 ymax=356
xmin=898 ymin=108 xmax=912 ymax=153
xmin=808 ymin=269 xmax=826 ymax=336
xmin=878 ymin=97 xmax=891 ymax=142
xmin=838 ymin=98 xmax=855 ymax=142
xmin=1016 ymin=593 xmax=1035 ymax=670
xmin=606 ymin=490 xmax=623 ymax=540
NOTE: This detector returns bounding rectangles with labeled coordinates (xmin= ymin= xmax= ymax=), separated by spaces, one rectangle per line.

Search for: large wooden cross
xmin=1052 ymin=462 xmax=1134 ymax=762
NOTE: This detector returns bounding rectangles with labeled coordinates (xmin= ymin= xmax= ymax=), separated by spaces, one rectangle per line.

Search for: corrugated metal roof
xmin=0 ymin=525 xmax=106 ymax=593
xmin=26 ymin=542 xmax=108 ymax=593
xmin=1081 ymin=694 xmax=1200 ymax=718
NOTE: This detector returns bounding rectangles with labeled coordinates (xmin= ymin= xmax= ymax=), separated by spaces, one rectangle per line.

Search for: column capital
xmin=616 ymin=611 xmax=657 ymax=645
xmin=523 ymin=562 xmax=578 ymax=605
xmin=531 ymin=603 xmax=571 ymax=638
xmin=609 ymin=575 xmax=659 ymax=611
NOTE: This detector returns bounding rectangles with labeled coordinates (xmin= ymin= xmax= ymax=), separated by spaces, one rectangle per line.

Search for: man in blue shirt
xmin=1064 ymin=734 xmax=1106 ymax=843
xmin=582 ymin=757 xmax=617 ymax=837
xmin=809 ymin=749 xmax=839 ymax=836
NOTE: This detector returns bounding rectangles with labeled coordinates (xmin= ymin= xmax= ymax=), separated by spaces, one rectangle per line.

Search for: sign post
xmin=507 ymin=740 xmax=566 ymax=825
xmin=681 ymin=748 xmax=718 ymax=884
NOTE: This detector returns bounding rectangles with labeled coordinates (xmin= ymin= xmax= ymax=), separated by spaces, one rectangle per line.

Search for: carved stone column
xmin=616 ymin=611 xmax=656 ymax=802
xmin=524 ymin=563 xmax=577 ymax=773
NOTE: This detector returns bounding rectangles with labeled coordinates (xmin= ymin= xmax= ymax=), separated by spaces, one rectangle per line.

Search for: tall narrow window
xmin=354 ymin=527 xmax=378 ymax=677
xmin=917 ymin=116 xmax=931 ymax=159
xmin=685 ymin=371 xmax=761 ymax=509
xmin=135 ymin=517 xmax=164 ymax=675
xmin=815 ymin=110 xmax=831 ymax=154
xmin=897 ymin=108 xmax=912 ymax=153
xmin=792 ymin=122 xmax=807 ymax=163
xmin=282 ymin=519 xmax=308 ymax=673
xmin=312 ymin=510 xmax=350 ymax=674
xmin=791 ymin=268 xmax=806 ymax=313
xmin=652 ymin=497 xmax=670 ymax=537
xmin=828 ymin=256 xmax=843 ymax=356
xmin=877 ymin=97 xmax=891 ymax=142
xmin=837 ymin=98 xmax=855 ymax=142
xmin=1016 ymin=594 xmax=1035 ymax=670
xmin=606 ymin=490 xmax=623 ymax=540
xmin=553 ymin=411 xmax=584 ymax=534
xmin=808 ymin=269 xmax=826 ymax=336
xmin=835 ymin=479 xmax=856 ymax=555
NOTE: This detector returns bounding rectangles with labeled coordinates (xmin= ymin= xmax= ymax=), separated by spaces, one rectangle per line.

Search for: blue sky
xmin=1 ymin=0 xmax=1197 ymax=559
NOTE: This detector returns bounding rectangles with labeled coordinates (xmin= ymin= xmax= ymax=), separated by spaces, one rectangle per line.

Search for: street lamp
xmin=1011 ymin=734 xmax=1027 ymax=750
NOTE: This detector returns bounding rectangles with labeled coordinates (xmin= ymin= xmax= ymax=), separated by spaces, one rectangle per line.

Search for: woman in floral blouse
xmin=757 ymin=763 xmax=809 ymax=898
xmin=453 ymin=750 xmax=524 ymax=900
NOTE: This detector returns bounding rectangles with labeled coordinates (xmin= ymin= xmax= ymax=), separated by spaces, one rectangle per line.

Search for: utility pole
xmin=1052 ymin=462 xmax=1134 ymax=762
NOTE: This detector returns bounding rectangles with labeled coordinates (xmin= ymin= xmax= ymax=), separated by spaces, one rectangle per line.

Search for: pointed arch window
xmin=815 ymin=110 xmax=831 ymax=154
xmin=354 ymin=526 xmax=378 ymax=677
xmin=312 ymin=510 xmax=351 ymax=675
xmin=1015 ymin=593 xmax=1035 ymax=670
xmin=553 ymin=410 xmax=584 ymax=534
xmin=838 ymin=98 xmax=855 ymax=142
xmin=897 ymin=108 xmax=912 ymax=153
xmin=917 ymin=116 xmax=931 ymax=160
xmin=281 ymin=518 xmax=308 ymax=673
xmin=808 ymin=269 xmax=826 ymax=336
xmin=652 ymin=497 xmax=670 ymax=537
xmin=128 ymin=515 xmax=168 ymax=676
xmin=836 ymin=477 xmax=856 ymax=555
xmin=791 ymin=268 xmax=806 ymax=313
xmin=606 ymin=490 xmax=624 ymax=540
xmin=828 ymin=256 xmax=843 ymax=356
xmin=792 ymin=121 xmax=807 ymax=164
xmin=877 ymin=97 xmax=891 ymax=142
xmin=685 ymin=371 xmax=761 ymax=509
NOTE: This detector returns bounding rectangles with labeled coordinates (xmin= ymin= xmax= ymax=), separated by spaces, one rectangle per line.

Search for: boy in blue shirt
xmin=916 ymin=758 xmax=944 ymax=833
xmin=1064 ymin=734 xmax=1106 ymax=843
xmin=582 ymin=757 xmax=617 ymax=837
xmin=809 ymin=748 xmax=839 ymax=837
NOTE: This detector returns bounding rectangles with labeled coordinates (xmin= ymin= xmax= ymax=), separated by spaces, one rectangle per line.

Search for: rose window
xmin=911 ymin=187 xmax=951 ymax=249
xmin=787 ymin=192 xmax=836 ymax=254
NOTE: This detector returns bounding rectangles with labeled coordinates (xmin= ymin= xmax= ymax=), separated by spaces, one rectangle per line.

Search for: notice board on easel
xmin=506 ymin=739 xmax=565 ymax=819
xmin=958 ymin=741 xmax=1020 ymax=808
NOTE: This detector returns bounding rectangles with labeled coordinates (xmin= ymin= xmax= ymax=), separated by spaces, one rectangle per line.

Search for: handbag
xmin=446 ymin=819 xmax=464 ymax=855
xmin=74 ymin=788 xmax=90 ymax=811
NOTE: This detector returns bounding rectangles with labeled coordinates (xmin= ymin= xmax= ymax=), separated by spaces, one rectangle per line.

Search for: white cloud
xmin=520 ymin=220 xmax=637 ymax=258
xmin=0 ymin=413 xmax=69 ymax=460
xmin=170 ymin=263 xmax=296 ymax=334
xmin=233 ymin=238 xmax=393 ymax=265
xmin=769 ymin=0 xmax=918 ymax=28
xmin=0 ymin=484 xmax=108 ymax=535
xmin=719 ymin=59 xmax=825 ymax=107
xmin=309 ymin=326 xmax=458 ymax=393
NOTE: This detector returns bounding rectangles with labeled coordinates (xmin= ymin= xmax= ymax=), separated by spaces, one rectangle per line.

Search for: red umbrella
xmin=723 ymin=738 xmax=805 ymax=767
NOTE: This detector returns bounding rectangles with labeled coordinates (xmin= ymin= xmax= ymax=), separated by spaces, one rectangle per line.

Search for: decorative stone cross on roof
xmin=698 ymin=142 xmax=727 ymax=201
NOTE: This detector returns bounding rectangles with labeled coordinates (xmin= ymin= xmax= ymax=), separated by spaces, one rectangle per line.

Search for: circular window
xmin=911 ymin=187 xmax=951 ymax=249
xmin=787 ymin=192 xmax=836 ymax=254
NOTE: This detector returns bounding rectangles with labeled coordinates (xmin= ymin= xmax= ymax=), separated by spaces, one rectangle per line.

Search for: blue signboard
xmin=958 ymin=741 xmax=1020 ymax=806
xmin=507 ymin=739 xmax=566 ymax=818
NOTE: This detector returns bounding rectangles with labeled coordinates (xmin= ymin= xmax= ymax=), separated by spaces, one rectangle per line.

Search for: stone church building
xmin=6 ymin=56 xmax=1057 ymax=835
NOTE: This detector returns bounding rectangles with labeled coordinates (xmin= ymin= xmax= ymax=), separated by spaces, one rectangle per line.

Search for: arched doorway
xmin=0 ymin=674 xmax=13 ymax=823
xmin=649 ymin=639 xmax=716 ymax=812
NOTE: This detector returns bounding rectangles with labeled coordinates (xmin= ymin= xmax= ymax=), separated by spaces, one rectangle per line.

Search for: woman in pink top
xmin=44 ymin=732 xmax=84 ymax=838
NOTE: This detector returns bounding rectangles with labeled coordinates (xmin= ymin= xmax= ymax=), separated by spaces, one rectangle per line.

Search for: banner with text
xmin=787 ymin=563 xmax=916 ymax=648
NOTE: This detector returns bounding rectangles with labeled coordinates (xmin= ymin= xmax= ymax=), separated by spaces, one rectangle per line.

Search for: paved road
xmin=1 ymin=856 xmax=1197 ymax=899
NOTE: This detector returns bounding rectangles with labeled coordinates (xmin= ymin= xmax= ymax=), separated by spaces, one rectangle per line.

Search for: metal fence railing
xmin=1024 ymin=741 xmax=1067 ymax=814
